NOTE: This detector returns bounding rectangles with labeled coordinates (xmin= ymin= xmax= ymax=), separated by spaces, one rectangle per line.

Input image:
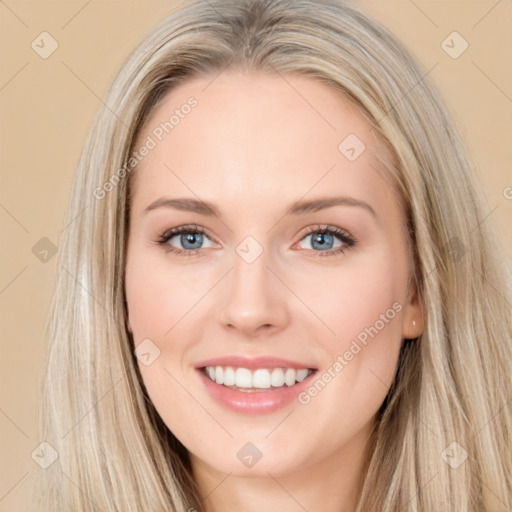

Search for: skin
xmin=125 ymin=69 xmax=423 ymax=512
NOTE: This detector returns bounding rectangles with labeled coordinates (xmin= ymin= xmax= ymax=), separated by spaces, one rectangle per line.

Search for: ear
xmin=401 ymin=276 xmax=424 ymax=340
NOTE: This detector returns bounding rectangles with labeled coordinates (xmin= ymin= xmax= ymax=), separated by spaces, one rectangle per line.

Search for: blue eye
xmin=157 ymin=224 xmax=356 ymax=258
xmin=297 ymin=225 xmax=356 ymax=257
xmin=175 ymin=232 xmax=203 ymax=250
xmin=157 ymin=225 xmax=215 ymax=255
xmin=309 ymin=232 xmax=336 ymax=250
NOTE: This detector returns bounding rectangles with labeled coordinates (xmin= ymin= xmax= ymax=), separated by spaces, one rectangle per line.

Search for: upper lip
xmin=195 ymin=355 xmax=317 ymax=370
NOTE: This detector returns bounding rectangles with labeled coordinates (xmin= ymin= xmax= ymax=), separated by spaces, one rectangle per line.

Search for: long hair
xmin=33 ymin=0 xmax=512 ymax=510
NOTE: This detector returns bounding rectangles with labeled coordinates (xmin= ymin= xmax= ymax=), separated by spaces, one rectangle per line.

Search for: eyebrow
xmin=144 ymin=196 xmax=377 ymax=219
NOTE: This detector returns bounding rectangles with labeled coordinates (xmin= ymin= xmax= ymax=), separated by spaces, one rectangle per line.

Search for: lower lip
xmin=196 ymin=368 xmax=317 ymax=414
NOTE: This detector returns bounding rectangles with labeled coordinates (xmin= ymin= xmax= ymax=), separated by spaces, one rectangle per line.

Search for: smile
xmin=202 ymin=366 xmax=314 ymax=392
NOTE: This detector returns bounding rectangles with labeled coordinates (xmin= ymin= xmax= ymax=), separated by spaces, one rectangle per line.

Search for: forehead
xmin=130 ymin=70 xmax=396 ymax=216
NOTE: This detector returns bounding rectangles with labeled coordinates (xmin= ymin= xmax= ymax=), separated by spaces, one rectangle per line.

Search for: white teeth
xmin=203 ymin=366 xmax=313 ymax=389
xmin=270 ymin=368 xmax=285 ymax=387
xmin=284 ymin=368 xmax=296 ymax=387
xmin=223 ymin=366 xmax=236 ymax=386
xmin=252 ymin=369 xmax=271 ymax=389
xmin=296 ymin=369 xmax=309 ymax=382
xmin=235 ymin=368 xmax=253 ymax=388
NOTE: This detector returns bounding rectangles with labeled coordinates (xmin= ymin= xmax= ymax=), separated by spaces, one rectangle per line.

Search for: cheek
xmin=125 ymin=247 xmax=207 ymax=340
xmin=125 ymin=252 xmax=212 ymax=443
xmin=292 ymin=250 xmax=406 ymax=420
xmin=124 ymin=248 xmax=189 ymax=392
xmin=294 ymin=247 xmax=406 ymax=346
xmin=125 ymin=268 xmax=176 ymax=338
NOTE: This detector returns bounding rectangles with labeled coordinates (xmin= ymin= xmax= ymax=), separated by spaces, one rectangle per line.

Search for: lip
xmin=194 ymin=355 xmax=317 ymax=370
xmin=195 ymin=356 xmax=318 ymax=415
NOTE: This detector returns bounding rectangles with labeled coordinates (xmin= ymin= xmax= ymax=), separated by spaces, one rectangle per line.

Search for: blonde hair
xmin=33 ymin=0 xmax=512 ymax=510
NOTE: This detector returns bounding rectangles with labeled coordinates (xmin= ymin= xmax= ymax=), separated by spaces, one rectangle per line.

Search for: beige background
xmin=1 ymin=1 xmax=511 ymax=509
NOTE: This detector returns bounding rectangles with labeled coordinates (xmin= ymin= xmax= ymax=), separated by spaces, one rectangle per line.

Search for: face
xmin=125 ymin=70 xmax=422 ymax=480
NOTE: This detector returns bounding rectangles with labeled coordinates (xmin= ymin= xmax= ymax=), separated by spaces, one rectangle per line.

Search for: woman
xmin=33 ymin=0 xmax=512 ymax=510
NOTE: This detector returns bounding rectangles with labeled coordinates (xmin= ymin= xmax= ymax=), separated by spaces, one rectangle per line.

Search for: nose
xmin=217 ymin=249 xmax=290 ymax=338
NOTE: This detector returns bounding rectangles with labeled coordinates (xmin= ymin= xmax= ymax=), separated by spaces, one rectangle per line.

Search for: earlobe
xmin=403 ymin=317 xmax=423 ymax=340
xmin=402 ymin=310 xmax=424 ymax=340
xmin=401 ymin=279 xmax=424 ymax=339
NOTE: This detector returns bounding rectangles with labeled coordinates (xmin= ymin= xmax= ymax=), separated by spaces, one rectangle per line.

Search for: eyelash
xmin=156 ymin=224 xmax=356 ymax=258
